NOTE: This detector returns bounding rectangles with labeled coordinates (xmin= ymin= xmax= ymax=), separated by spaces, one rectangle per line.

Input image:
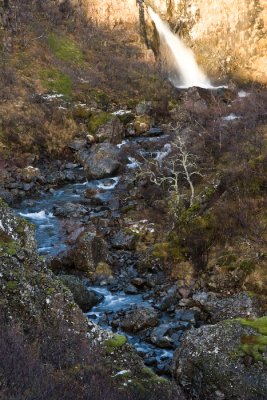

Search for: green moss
xmin=0 ymin=239 xmax=19 ymax=256
xmin=48 ymin=34 xmax=84 ymax=63
xmin=16 ymin=218 xmax=35 ymax=234
xmin=239 ymin=316 xmax=267 ymax=335
xmin=88 ymin=112 xmax=111 ymax=134
xmin=105 ymin=334 xmax=127 ymax=353
xmin=238 ymin=317 xmax=267 ymax=364
xmin=6 ymin=280 xmax=18 ymax=291
xmin=141 ymin=368 xmax=168 ymax=384
xmin=40 ymin=68 xmax=72 ymax=98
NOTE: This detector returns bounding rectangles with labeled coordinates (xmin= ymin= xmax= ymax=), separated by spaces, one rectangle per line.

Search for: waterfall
xmin=147 ymin=6 xmax=212 ymax=89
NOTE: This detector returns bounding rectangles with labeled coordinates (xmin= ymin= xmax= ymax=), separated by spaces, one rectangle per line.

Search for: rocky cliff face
xmin=81 ymin=0 xmax=267 ymax=84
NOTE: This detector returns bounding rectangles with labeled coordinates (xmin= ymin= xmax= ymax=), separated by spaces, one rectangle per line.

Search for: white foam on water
xmin=20 ymin=210 xmax=54 ymax=220
xmin=116 ymin=140 xmax=127 ymax=149
xmin=96 ymin=177 xmax=120 ymax=190
xmin=127 ymin=157 xmax=140 ymax=169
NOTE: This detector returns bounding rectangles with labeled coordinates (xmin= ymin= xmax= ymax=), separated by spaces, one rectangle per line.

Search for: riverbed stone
xmin=59 ymin=274 xmax=103 ymax=312
xmin=150 ymin=324 xmax=174 ymax=348
xmin=53 ymin=202 xmax=89 ymax=218
xmin=64 ymin=232 xmax=109 ymax=275
xmin=111 ymin=230 xmax=137 ymax=250
xmin=76 ymin=143 xmax=121 ymax=180
xmin=120 ymin=308 xmax=159 ymax=333
xmin=159 ymin=285 xmax=181 ymax=311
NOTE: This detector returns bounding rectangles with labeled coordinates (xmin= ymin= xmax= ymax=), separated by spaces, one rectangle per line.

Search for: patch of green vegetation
xmin=217 ymin=253 xmax=238 ymax=267
xmin=238 ymin=317 xmax=267 ymax=364
xmin=90 ymin=89 xmax=110 ymax=110
xmin=152 ymin=231 xmax=186 ymax=262
xmin=217 ymin=254 xmax=255 ymax=274
xmin=0 ymin=198 xmax=9 ymax=209
xmin=40 ymin=68 xmax=72 ymax=98
xmin=72 ymin=105 xmax=92 ymax=120
xmin=0 ymin=239 xmax=19 ymax=256
xmin=239 ymin=316 xmax=267 ymax=335
xmin=16 ymin=218 xmax=34 ymax=235
xmin=48 ymin=34 xmax=84 ymax=63
xmin=105 ymin=334 xmax=127 ymax=353
xmin=6 ymin=280 xmax=18 ymax=291
xmin=88 ymin=112 xmax=111 ymax=134
xmin=141 ymin=367 xmax=167 ymax=384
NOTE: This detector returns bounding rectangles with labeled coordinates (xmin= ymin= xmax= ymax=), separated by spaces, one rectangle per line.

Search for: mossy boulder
xmin=105 ymin=334 xmax=127 ymax=353
xmin=173 ymin=320 xmax=267 ymax=400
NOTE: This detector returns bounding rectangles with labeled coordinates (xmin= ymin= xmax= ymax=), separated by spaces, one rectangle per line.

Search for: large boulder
xmin=120 ymin=308 xmax=159 ymax=333
xmin=76 ymin=143 xmax=121 ymax=180
xmin=158 ymin=285 xmax=181 ymax=311
xmin=64 ymin=232 xmax=109 ymax=275
xmin=173 ymin=319 xmax=267 ymax=400
xmin=59 ymin=275 xmax=103 ymax=312
xmin=94 ymin=115 xmax=125 ymax=144
xmin=192 ymin=292 xmax=258 ymax=323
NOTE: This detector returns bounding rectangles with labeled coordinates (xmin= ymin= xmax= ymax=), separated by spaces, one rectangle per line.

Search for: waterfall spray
xmin=147 ymin=6 xmax=212 ymax=89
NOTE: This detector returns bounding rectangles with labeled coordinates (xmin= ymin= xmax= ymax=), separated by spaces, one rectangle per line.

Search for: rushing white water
xmin=147 ymin=7 xmax=212 ymax=89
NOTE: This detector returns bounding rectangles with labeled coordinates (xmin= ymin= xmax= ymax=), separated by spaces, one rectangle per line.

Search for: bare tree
xmin=140 ymin=134 xmax=203 ymax=213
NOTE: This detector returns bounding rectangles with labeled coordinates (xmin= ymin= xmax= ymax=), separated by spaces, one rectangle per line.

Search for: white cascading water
xmin=147 ymin=6 xmax=212 ymax=89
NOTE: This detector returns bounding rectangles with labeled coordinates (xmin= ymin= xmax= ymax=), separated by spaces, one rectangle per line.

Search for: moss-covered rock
xmin=105 ymin=334 xmax=127 ymax=353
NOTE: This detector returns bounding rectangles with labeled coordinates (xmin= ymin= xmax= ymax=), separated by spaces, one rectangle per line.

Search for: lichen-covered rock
xmin=173 ymin=320 xmax=267 ymax=400
xmin=76 ymin=143 xmax=121 ymax=179
xmin=192 ymin=291 xmax=259 ymax=323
